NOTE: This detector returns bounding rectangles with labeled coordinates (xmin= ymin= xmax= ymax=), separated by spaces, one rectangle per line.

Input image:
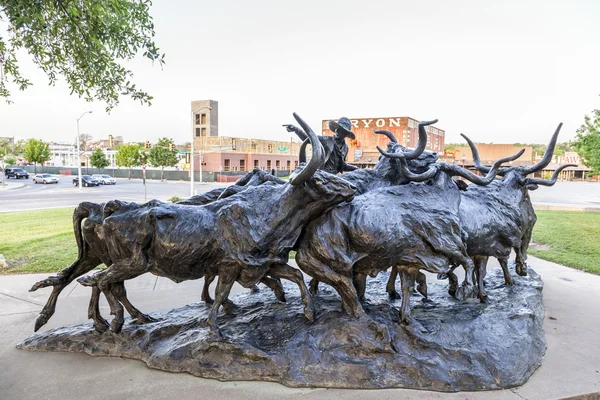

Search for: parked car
xmin=4 ymin=168 xmax=29 ymax=179
xmin=92 ymin=174 xmax=116 ymax=185
xmin=72 ymin=175 xmax=100 ymax=187
xmin=33 ymin=174 xmax=59 ymax=184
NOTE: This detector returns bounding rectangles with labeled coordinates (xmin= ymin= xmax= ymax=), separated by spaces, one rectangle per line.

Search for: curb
xmin=0 ymin=182 xmax=25 ymax=191
xmin=533 ymin=203 xmax=600 ymax=213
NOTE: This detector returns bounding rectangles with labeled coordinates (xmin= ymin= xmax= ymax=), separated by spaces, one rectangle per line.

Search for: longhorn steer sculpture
xmin=295 ymin=127 xmax=524 ymax=324
xmin=449 ymin=124 xmax=576 ymax=295
xmin=75 ymin=113 xmax=357 ymax=338
xmin=387 ymin=124 xmax=572 ymax=300
xmin=306 ymin=120 xmax=441 ymax=296
xmin=29 ymin=168 xmax=288 ymax=332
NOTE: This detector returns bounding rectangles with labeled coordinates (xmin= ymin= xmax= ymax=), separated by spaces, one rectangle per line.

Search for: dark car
xmin=72 ymin=175 xmax=100 ymax=187
xmin=4 ymin=168 xmax=29 ymax=179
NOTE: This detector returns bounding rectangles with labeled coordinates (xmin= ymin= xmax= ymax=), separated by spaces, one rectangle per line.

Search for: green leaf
xmin=0 ymin=0 xmax=164 ymax=111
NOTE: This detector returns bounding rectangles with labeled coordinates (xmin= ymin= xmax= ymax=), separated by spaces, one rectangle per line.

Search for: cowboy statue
xmin=284 ymin=117 xmax=358 ymax=174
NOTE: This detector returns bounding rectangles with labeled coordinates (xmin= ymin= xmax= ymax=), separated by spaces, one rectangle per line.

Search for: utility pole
xmin=76 ymin=111 xmax=93 ymax=190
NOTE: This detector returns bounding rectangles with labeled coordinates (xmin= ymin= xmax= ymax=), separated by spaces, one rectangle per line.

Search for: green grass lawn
xmin=0 ymin=208 xmax=79 ymax=274
xmin=0 ymin=208 xmax=599 ymax=276
xmin=529 ymin=210 xmax=600 ymax=275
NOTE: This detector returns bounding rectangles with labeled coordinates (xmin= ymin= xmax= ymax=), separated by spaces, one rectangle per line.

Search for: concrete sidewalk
xmin=0 ymin=181 xmax=25 ymax=191
xmin=0 ymin=257 xmax=599 ymax=400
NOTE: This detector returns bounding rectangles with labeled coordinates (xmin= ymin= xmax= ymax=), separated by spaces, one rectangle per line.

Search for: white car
xmin=92 ymin=174 xmax=116 ymax=185
xmin=33 ymin=174 xmax=59 ymax=184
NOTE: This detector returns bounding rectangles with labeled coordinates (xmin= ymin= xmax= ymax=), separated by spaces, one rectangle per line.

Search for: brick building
xmin=445 ymin=144 xmax=534 ymax=168
xmin=193 ymin=136 xmax=301 ymax=173
xmin=321 ymin=117 xmax=445 ymax=167
xmin=190 ymin=100 xmax=300 ymax=173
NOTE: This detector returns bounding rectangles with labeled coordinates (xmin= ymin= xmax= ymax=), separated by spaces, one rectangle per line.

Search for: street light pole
xmin=190 ymin=106 xmax=211 ymax=196
xmin=76 ymin=111 xmax=93 ymax=190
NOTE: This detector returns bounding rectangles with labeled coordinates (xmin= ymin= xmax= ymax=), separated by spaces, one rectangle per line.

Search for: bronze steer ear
xmin=455 ymin=180 xmax=469 ymax=191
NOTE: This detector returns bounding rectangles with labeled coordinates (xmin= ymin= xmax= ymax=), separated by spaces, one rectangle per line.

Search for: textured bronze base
xmin=18 ymin=265 xmax=545 ymax=391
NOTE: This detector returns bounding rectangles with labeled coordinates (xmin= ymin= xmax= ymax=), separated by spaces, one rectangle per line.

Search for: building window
xmin=267 ymin=160 xmax=272 ymax=169
xmin=276 ymin=160 xmax=281 ymax=170
xmin=224 ymin=159 xmax=231 ymax=172
xmin=254 ymin=160 xmax=259 ymax=169
xmin=287 ymin=160 xmax=291 ymax=170
xmin=195 ymin=114 xmax=200 ymax=125
xmin=201 ymin=128 xmax=207 ymax=137
xmin=195 ymin=128 xmax=201 ymax=137
xmin=201 ymin=113 xmax=207 ymax=124
xmin=294 ymin=160 xmax=298 ymax=168
xmin=240 ymin=159 xmax=246 ymax=172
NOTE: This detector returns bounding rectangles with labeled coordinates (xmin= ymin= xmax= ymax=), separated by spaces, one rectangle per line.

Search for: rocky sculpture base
xmin=18 ymin=265 xmax=545 ymax=391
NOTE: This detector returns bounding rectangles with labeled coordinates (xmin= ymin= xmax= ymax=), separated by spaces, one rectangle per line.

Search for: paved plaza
xmin=0 ymin=257 xmax=599 ymax=400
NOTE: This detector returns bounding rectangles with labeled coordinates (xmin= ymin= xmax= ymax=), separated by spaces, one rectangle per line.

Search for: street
xmin=0 ymin=176 xmax=228 ymax=212
xmin=1 ymin=176 xmax=600 ymax=213
xmin=528 ymin=181 xmax=600 ymax=207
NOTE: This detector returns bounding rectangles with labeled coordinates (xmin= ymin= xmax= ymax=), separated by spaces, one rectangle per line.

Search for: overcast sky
xmin=1 ymin=0 xmax=599 ymax=146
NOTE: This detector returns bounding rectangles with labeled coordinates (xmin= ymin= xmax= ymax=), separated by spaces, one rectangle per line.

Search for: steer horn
xmin=298 ymin=138 xmax=309 ymax=164
xmin=464 ymin=122 xmax=563 ymax=177
xmin=460 ymin=133 xmax=504 ymax=176
xmin=377 ymin=147 xmax=525 ymax=184
xmin=521 ymin=123 xmax=563 ymax=175
xmin=289 ymin=113 xmax=325 ymax=185
xmin=376 ymin=119 xmax=438 ymax=161
xmin=374 ymin=130 xmax=398 ymax=143
xmin=439 ymin=149 xmax=526 ymax=185
xmin=525 ymin=163 xmax=577 ymax=187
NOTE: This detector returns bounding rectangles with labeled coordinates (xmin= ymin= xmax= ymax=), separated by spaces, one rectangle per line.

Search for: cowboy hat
xmin=329 ymin=117 xmax=356 ymax=140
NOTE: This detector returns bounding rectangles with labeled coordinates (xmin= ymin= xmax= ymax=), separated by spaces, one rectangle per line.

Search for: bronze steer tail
xmin=73 ymin=202 xmax=95 ymax=260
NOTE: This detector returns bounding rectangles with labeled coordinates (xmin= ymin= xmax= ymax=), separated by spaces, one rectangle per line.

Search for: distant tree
xmin=22 ymin=139 xmax=50 ymax=173
xmin=12 ymin=139 xmax=25 ymax=156
xmin=90 ymin=148 xmax=109 ymax=171
xmin=3 ymin=155 xmax=16 ymax=166
xmin=0 ymin=0 xmax=164 ymax=111
xmin=573 ymin=109 xmax=600 ymax=174
xmin=0 ymin=138 xmax=9 ymax=158
xmin=148 ymin=137 xmax=178 ymax=181
xmin=116 ymin=143 xmax=141 ymax=179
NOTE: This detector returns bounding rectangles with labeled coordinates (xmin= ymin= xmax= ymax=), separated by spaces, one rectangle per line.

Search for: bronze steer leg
xmin=308 ymin=278 xmax=319 ymax=295
xmin=353 ymin=272 xmax=368 ymax=302
xmin=514 ymin=248 xmax=528 ymax=277
xmin=201 ymin=274 xmax=216 ymax=304
xmin=398 ymin=266 xmax=419 ymax=324
xmin=498 ymin=257 xmax=514 ymax=285
xmin=472 ymin=256 xmax=488 ymax=302
xmin=416 ymin=272 xmax=428 ymax=298
xmin=261 ymin=276 xmax=286 ymax=302
xmin=203 ymin=273 xmax=283 ymax=303
xmin=31 ymin=254 xmax=102 ymax=332
xmin=88 ymin=286 xmax=110 ymax=333
xmin=78 ymin=263 xmax=145 ymax=333
xmin=207 ymin=266 xmax=239 ymax=339
xmin=110 ymin=282 xmax=157 ymax=324
xmin=456 ymin=256 xmax=475 ymax=301
xmin=268 ymin=264 xmax=314 ymax=322
xmin=386 ymin=268 xmax=401 ymax=300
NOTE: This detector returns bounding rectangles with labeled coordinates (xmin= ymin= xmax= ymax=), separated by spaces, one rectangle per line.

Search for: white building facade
xmin=48 ymin=144 xmax=78 ymax=167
